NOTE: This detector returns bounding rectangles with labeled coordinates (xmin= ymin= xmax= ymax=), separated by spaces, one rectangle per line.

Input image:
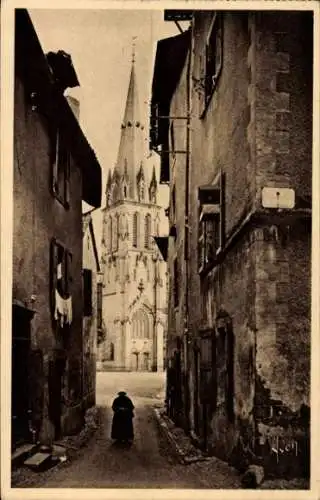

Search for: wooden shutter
xmin=83 ymin=269 xmax=92 ymax=316
xmin=65 ymin=250 xmax=73 ymax=296
xmin=215 ymin=16 xmax=223 ymax=76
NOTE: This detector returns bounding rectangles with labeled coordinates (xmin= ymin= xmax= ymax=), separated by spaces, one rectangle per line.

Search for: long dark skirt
xmin=111 ymin=411 xmax=134 ymax=441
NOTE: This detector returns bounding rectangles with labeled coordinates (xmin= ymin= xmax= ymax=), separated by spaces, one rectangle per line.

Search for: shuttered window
xmin=204 ymin=13 xmax=223 ymax=110
xmin=51 ymin=239 xmax=72 ymax=300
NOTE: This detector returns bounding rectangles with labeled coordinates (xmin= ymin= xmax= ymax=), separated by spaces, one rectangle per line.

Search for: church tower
xmin=100 ymin=53 xmax=167 ymax=372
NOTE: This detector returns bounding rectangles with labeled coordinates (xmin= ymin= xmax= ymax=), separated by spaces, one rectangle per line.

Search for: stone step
xmin=11 ymin=444 xmax=38 ymax=469
xmin=24 ymin=452 xmax=53 ymax=472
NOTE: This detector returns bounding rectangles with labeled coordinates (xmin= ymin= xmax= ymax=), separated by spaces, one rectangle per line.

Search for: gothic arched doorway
xmin=131 ymin=308 xmax=151 ymax=371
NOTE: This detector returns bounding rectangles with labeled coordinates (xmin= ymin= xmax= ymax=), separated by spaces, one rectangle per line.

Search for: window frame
xmin=52 ymin=127 xmax=71 ymax=209
xmin=50 ymin=238 xmax=73 ymax=322
xmin=198 ymin=175 xmax=225 ymax=276
xmin=202 ymin=12 xmax=223 ymax=116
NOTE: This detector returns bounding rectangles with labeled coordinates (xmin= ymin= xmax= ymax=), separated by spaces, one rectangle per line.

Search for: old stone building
xmin=151 ymin=10 xmax=312 ymax=476
xmin=82 ymin=212 xmax=102 ymax=410
xmin=12 ymin=9 xmax=101 ymax=449
xmin=99 ymin=57 xmax=167 ymax=372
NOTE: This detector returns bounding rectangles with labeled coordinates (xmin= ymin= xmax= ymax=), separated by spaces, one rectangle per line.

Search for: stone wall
xmin=82 ymin=223 xmax=99 ymax=411
xmin=14 ymin=69 xmax=84 ymax=443
xmin=188 ymin=11 xmax=311 ymax=471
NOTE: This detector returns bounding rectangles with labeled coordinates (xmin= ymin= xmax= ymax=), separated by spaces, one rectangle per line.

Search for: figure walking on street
xmin=111 ymin=391 xmax=135 ymax=445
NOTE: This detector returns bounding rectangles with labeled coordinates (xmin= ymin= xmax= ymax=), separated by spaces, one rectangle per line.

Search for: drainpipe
xmin=183 ymin=29 xmax=192 ymax=431
xmin=153 ymin=255 xmax=158 ymax=372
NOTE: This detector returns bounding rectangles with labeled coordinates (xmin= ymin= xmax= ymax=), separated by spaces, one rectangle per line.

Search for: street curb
xmin=153 ymin=408 xmax=211 ymax=465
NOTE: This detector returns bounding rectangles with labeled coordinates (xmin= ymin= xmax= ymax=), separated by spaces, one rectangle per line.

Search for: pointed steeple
xmin=106 ymin=169 xmax=112 ymax=207
xmin=113 ymin=54 xmax=145 ymax=200
xmin=149 ymin=165 xmax=158 ymax=204
xmin=150 ymin=165 xmax=157 ymax=188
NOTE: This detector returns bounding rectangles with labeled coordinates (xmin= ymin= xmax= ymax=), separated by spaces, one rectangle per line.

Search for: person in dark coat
xmin=111 ymin=391 xmax=135 ymax=443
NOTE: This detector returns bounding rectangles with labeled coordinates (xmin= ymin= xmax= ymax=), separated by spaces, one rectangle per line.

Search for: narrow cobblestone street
xmin=14 ymin=371 xmax=242 ymax=489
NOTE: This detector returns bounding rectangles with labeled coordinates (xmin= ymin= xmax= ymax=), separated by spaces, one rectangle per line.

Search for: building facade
xmin=151 ymin=10 xmax=312 ymax=477
xmin=100 ymin=59 xmax=167 ymax=372
xmin=82 ymin=213 xmax=102 ymax=410
xmin=12 ymin=9 xmax=101 ymax=449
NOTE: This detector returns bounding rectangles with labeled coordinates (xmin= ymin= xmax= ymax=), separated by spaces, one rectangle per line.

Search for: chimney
xmin=46 ymin=50 xmax=80 ymax=93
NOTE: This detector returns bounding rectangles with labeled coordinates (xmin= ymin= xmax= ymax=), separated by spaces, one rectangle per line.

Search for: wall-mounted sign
xmin=261 ymin=187 xmax=295 ymax=209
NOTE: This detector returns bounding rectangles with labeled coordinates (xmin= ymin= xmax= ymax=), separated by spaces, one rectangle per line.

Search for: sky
xmin=29 ymin=8 xmax=181 ymax=249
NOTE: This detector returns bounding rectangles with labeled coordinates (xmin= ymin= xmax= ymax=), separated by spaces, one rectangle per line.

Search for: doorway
xmin=142 ymin=352 xmax=149 ymax=371
xmin=11 ymin=304 xmax=33 ymax=449
xmin=131 ymin=352 xmax=139 ymax=371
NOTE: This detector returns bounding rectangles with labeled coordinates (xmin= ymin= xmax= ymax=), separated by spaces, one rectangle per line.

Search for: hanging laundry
xmin=54 ymin=289 xmax=73 ymax=327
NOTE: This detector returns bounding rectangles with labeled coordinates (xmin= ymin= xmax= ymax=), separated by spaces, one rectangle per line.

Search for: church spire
xmin=149 ymin=165 xmax=158 ymax=204
xmin=113 ymin=44 xmax=145 ymax=201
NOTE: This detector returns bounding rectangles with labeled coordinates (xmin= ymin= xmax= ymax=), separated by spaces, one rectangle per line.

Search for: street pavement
xmin=27 ymin=371 xmax=242 ymax=489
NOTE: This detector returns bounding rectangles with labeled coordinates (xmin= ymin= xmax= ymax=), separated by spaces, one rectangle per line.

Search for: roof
xmin=150 ymin=29 xmax=190 ymax=183
xmin=15 ymin=9 xmax=102 ymax=208
xmin=154 ymin=236 xmax=168 ymax=262
xmin=82 ymin=214 xmax=101 ymax=272
xmin=112 ymin=61 xmax=146 ymax=200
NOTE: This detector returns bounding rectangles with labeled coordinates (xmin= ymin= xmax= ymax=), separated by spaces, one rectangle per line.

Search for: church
xmin=99 ymin=56 xmax=168 ymax=372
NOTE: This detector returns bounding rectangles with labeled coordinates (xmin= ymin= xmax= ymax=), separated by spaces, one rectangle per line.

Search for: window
xmin=109 ymin=342 xmax=115 ymax=361
xmin=198 ymin=213 xmax=220 ymax=272
xmin=83 ymin=269 xmax=92 ymax=316
xmin=198 ymin=176 xmax=225 ymax=275
xmin=52 ymin=128 xmax=70 ymax=207
xmin=144 ymin=214 xmax=151 ymax=249
xmin=204 ymin=13 xmax=223 ymax=109
xmin=50 ymin=239 xmax=72 ymax=327
xmin=51 ymin=239 xmax=72 ymax=297
xmin=133 ymin=212 xmax=139 ymax=248
xmin=215 ymin=315 xmax=234 ymax=421
xmin=132 ymin=309 xmax=150 ymax=339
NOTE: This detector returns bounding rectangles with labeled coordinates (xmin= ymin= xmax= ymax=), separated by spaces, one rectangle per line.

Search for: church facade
xmin=99 ymin=59 xmax=167 ymax=372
